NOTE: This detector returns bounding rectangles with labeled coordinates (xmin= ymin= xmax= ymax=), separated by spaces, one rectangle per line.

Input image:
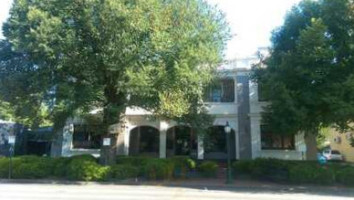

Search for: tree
xmin=252 ymin=0 xmax=354 ymax=137
xmin=1 ymin=0 xmax=230 ymax=163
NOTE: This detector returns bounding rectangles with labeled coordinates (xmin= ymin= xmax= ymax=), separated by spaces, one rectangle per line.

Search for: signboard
xmin=103 ymin=138 xmax=111 ymax=146
xmin=8 ymin=135 xmax=16 ymax=145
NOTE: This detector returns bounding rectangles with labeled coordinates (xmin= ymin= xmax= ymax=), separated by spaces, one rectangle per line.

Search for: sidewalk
xmin=1 ymin=178 xmax=354 ymax=197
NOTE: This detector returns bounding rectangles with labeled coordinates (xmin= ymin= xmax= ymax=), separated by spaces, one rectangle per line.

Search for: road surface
xmin=0 ymin=182 xmax=353 ymax=200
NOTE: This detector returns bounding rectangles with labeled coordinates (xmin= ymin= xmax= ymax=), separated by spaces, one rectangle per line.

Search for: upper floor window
xmin=73 ymin=125 xmax=102 ymax=149
xmin=260 ymin=125 xmax=295 ymax=150
xmin=204 ymin=79 xmax=235 ymax=102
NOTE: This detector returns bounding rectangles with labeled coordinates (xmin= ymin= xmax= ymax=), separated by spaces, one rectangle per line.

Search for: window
xmin=72 ymin=125 xmax=102 ymax=149
xmin=204 ymin=79 xmax=235 ymax=102
xmin=261 ymin=125 xmax=294 ymax=150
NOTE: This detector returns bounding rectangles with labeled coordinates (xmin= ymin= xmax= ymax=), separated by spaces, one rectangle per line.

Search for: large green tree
xmin=252 ymin=0 xmax=354 ymax=137
xmin=1 ymin=0 xmax=230 ymax=162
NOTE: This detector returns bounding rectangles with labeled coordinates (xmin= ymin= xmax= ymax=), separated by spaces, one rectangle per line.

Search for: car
xmin=322 ymin=149 xmax=344 ymax=161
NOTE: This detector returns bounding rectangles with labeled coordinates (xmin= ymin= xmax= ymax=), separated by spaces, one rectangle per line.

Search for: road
xmin=0 ymin=182 xmax=353 ymax=200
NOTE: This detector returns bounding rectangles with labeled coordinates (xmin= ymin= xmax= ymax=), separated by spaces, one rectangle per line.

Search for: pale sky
xmin=0 ymin=0 xmax=301 ymax=59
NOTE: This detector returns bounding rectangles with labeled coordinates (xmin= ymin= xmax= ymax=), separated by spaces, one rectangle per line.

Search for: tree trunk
xmin=305 ymin=133 xmax=318 ymax=160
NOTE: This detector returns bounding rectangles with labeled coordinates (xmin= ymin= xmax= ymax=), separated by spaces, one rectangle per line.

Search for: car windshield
xmin=331 ymin=150 xmax=340 ymax=154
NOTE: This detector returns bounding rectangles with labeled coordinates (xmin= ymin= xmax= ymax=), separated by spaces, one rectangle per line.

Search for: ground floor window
xmin=261 ymin=125 xmax=295 ymax=150
xmin=129 ymin=126 xmax=159 ymax=156
xmin=166 ymin=126 xmax=197 ymax=157
xmin=72 ymin=125 xmax=101 ymax=149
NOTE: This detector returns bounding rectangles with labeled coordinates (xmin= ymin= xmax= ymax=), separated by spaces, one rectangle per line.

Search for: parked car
xmin=322 ymin=149 xmax=344 ymax=161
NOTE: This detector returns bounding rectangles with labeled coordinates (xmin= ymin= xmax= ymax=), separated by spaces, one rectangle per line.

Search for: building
xmin=324 ymin=129 xmax=354 ymax=162
xmin=57 ymin=55 xmax=310 ymax=160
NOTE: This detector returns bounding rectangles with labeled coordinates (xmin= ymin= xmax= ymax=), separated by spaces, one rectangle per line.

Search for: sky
xmin=0 ymin=0 xmax=301 ymax=59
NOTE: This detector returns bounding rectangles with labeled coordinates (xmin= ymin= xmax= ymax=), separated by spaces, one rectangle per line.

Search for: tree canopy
xmin=252 ymin=0 xmax=354 ymax=135
xmin=0 ymin=0 xmax=230 ymax=130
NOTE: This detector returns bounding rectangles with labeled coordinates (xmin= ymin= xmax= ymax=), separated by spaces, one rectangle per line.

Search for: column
xmin=159 ymin=121 xmax=168 ymax=158
xmin=197 ymin=134 xmax=204 ymax=160
xmin=124 ymin=128 xmax=130 ymax=156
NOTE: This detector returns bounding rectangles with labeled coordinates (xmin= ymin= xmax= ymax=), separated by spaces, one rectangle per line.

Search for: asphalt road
xmin=0 ymin=182 xmax=353 ymax=200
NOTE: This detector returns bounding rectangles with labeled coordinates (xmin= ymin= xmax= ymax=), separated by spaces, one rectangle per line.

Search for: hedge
xmin=232 ymin=158 xmax=353 ymax=186
xmin=198 ymin=161 xmax=218 ymax=178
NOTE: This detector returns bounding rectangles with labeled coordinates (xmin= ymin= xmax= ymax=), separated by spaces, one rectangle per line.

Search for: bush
xmin=66 ymin=157 xmax=109 ymax=181
xmin=109 ymin=164 xmax=139 ymax=180
xmin=336 ymin=167 xmax=354 ymax=186
xmin=11 ymin=156 xmax=54 ymax=179
xmin=198 ymin=161 xmax=218 ymax=178
xmin=0 ymin=157 xmax=9 ymax=178
xmin=168 ymin=156 xmax=196 ymax=178
xmin=250 ymin=158 xmax=290 ymax=181
xmin=232 ymin=160 xmax=253 ymax=175
xmin=143 ymin=159 xmax=174 ymax=180
xmin=116 ymin=156 xmax=150 ymax=166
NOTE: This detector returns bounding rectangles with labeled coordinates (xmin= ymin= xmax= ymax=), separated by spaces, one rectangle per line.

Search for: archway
xmin=166 ymin=126 xmax=197 ymax=158
xmin=204 ymin=126 xmax=236 ymax=160
xmin=129 ymin=126 xmax=159 ymax=157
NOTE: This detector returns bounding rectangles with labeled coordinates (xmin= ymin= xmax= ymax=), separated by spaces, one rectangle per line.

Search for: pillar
xmin=197 ymin=134 xmax=204 ymax=160
xmin=159 ymin=121 xmax=168 ymax=158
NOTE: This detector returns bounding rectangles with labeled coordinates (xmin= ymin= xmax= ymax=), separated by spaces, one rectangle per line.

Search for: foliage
xmin=232 ymin=160 xmax=253 ymax=175
xmin=289 ymin=164 xmax=335 ymax=184
xmin=316 ymin=127 xmax=331 ymax=150
xmin=0 ymin=0 xmax=230 ymax=136
xmin=336 ymin=167 xmax=354 ymax=186
xmin=249 ymin=158 xmax=290 ymax=181
xmin=143 ymin=159 xmax=174 ymax=180
xmin=252 ymin=0 xmax=354 ymax=135
xmin=109 ymin=164 xmax=139 ymax=180
xmin=198 ymin=161 xmax=218 ymax=178
xmin=66 ymin=156 xmax=109 ymax=181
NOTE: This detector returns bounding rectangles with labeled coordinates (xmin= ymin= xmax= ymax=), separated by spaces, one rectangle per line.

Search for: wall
xmin=327 ymin=129 xmax=354 ymax=162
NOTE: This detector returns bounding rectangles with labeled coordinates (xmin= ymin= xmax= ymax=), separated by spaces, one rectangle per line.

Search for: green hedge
xmin=109 ymin=164 xmax=139 ymax=180
xmin=232 ymin=158 xmax=353 ymax=186
xmin=336 ymin=167 xmax=354 ymax=186
xmin=198 ymin=161 xmax=218 ymax=178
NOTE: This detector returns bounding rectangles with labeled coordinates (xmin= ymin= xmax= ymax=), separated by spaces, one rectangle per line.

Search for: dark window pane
xmin=204 ymin=79 xmax=234 ymax=102
xmin=72 ymin=125 xmax=101 ymax=149
xmin=261 ymin=125 xmax=295 ymax=150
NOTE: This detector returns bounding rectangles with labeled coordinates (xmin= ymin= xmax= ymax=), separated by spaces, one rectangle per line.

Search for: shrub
xmin=11 ymin=156 xmax=54 ymax=179
xmin=110 ymin=164 xmax=139 ymax=180
xmin=116 ymin=156 xmax=151 ymax=168
xmin=232 ymin=160 xmax=253 ymax=175
xmin=0 ymin=157 xmax=9 ymax=178
xmin=250 ymin=158 xmax=290 ymax=181
xmin=51 ymin=157 xmax=71 ymax=178
xmin=289 ymin=163 xmax=335 ymax=185
xmin=289 ymin=164 xmax=314 ymax=183
xmin=336 ymin=167 xmax=354 ymax=186
xmin=168 ymin=156 xmax=196 ymax=178
xmin=143 ymin=159 xmax=174 ymax=180
xmin=66 ymin=157 xmax=109 ymax=181
xmin=198 ymin=161 xmax=218 ymax=178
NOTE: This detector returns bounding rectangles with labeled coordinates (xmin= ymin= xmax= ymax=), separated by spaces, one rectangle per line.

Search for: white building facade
xmin=58 ymin=56 xmax=308 ymax=160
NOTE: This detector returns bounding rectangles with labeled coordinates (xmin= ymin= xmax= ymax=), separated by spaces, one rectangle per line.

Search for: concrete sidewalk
xmin=1 ymin=178 xmax=354 ymax=197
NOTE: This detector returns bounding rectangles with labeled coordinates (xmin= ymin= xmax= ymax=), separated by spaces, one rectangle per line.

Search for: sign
xmin=8 ymin=136 xmax=16 ymax=145
xmin=103 ymin=138 xmax=111 ymax=146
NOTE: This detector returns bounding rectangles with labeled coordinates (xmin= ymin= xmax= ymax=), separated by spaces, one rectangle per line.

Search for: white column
xmin=250 ymin=116 xmax=262 ymax=159
xmin=124 ymin=128 xmax=130 ymax=156
xmin=197 ymin=134 xmax=204 ymax=160
xmin=159 ymin=121 xmax=168 ymax=158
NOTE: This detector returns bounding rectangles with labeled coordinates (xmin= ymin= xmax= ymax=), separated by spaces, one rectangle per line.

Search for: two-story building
xmin=56 ymin=56 xmax=310 ymax=160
